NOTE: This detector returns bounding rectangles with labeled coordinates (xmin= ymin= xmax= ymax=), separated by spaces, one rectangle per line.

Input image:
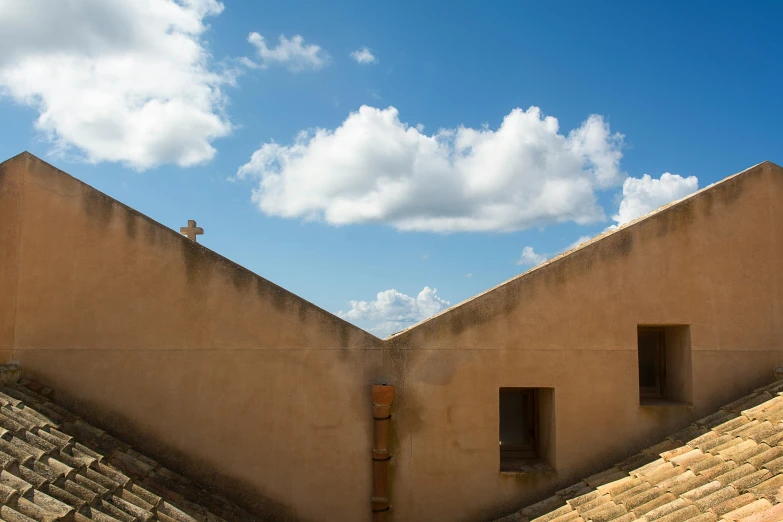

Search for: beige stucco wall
xmin=0 ymin=153 xmax=386 ymax=521
xmin=384 ymin=160 xmax=783 ymax=521
xmin=0 ymin=152 xmax=781 ymax=522
xmin=0 ymin=159 xmax=22 ymax=363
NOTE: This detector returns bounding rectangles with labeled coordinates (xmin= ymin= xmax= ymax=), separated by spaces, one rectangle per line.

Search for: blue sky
xmin=0 ymin=1 xmax=781 ymax=336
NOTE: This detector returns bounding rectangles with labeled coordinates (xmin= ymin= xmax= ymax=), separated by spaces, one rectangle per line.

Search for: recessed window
xmin=499 ymin=388 xmax=538 ymax=459
xmin=638 ymin=328 xmax=666 ymax=400
xmin=637 ymin=325 xmax=692 ymax=405
xmin=499 ymin=388 xmax=555 ymax=472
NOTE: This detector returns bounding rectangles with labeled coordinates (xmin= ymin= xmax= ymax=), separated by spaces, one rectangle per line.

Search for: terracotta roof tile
xmin=668 ymin=448 xmax=706 ymax=466
xmin=696 ymin=411 xmax=738 ymax=430
xmin=613 ymin=482 xmax=654 ymax=505
xmin=616 ymin=452 xmax=660 ymax=472
xmin=619 ymin=486 xmax=662 ymax=510
xmin=662 ymin=445 xmax=697 ymax=461
xmin=653 ymin=504 xmax=701 ymax=522
xmin=719 ymin=440 xmax=760 ymax=460
xmin=639 ymin=497 xmax=686 ymax=520
xmin=759 ymin=429 xmax=783 ymax=447
xmin=647 ymin=440 xmax=683 ymax=457
xmin=698 ymin=460 xmax=739 ymax=481
xmin=632 ymin=458 xmax=668 ymax=476
xmin=681 ymin=513 xmax=717 ymax=522
xmin=632 ymin=491 xmax=678 ymax=516
xmin=696 ymin=435 xmax=736 ymax=453
xmin=530 ymin=503 xmax=574 ymax=522
xmin=710 ymin=492 xmax=757 ymax=516
xmin=726 ymin=394 xmax=774 ymax=416
xmin=545 ymin=511 xmax=581 ymax=522
xmin=753 ymin=402 xmax=783 ymax=424
xmin=736 ymin=501 xmax=783 ymax=521
xmin=730 ymin=469 xmax=774 ymax=492
xmin=715 ymin=464 xmax=758 ymax=486
xmin=0 ymin=382 xmax=258 ymax=522
xmin=748 ymin=474 xmax=783 ymax=502
xmin=518 ymin=495 xmax=566 ymax=521
xmin=667 ymin=425 xmax=709 ymax=446
xmin=710 ymin=438 xmax=747 ymax=456
xmin=761 ymin=455 xmax=783 ymax=475
xmin=495 ymin=378 xmax=783 ymax=522
xmin=733 ymin=421 xmax=779 ymax=443
xmin=721 ymin=498 xmax=774 ymax=521
xmin=584 ymin=468 xmax=627 ymax=488
xmin=596 ymin=476 xmax=643 ymax=498
xmin=556 ymin=483 xmax=591 ymax=499
xmin=580 ymin=499 xmax=627 ymax=522
xmin=659 ymin=470 xmax=710 ymax=496
xmin=566 ymin=490 xmax=601 ymax=509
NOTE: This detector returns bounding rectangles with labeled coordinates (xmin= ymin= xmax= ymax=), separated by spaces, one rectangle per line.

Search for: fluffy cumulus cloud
xmin=237 ymin=105 xmax=625 ymax=233
xmin=566 ymin=235 xmax=592 ymax=250
xmin=516 ymin=246 xmax=547 ymax=266
xmin=246 ymin=33 xmax=328 ymax=72
xmin=613 ymin=173 xmax=699 ymax=226
xmin=350 ymin=47 xmax=377 ymax=64
xmin=515 ymin=234 xmax=593 ymax=267
xmin=338 ymin=287 xmax=450 ymax=337
xmin=0 ymin=0 xmax=233 ymax=169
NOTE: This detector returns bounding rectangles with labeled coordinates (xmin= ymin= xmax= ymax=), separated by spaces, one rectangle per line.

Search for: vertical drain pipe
xmin=371 ymin=384 xmax=394 ymax=521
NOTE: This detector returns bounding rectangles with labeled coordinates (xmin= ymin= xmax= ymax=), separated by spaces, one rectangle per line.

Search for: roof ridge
xmin=6 ymin=152 xmax=382 ymax=342
xmin=388 ymin=160 xmax=779 ymax=339
xmin=0 ymin=151 xmax=33 ymax=169
xmin=4 ymin=152 xmax=780 ymax=343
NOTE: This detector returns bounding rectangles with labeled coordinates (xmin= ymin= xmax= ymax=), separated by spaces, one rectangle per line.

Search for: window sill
xmin=640 ymin=399 xmax=693 ymax=408
xmin=500 ymin=459 xmax=556 ymax=475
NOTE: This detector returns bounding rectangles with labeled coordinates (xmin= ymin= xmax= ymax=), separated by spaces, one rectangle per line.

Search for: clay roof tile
xmin=495 ymin=380 xmax=783 ymax=522
xmin=0 ymin=379 xmax=260 ymax=522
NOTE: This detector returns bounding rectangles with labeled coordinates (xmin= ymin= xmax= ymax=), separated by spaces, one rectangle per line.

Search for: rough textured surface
xmin=0 ymin=375 xmax=258 ymax=522
xmin=1 ymin=152 xmax=782 ymax=522
xmin=0 ymin=156 xmax=22 ymax=363
xmin=495 ymin=379 xmax=783 ymax=522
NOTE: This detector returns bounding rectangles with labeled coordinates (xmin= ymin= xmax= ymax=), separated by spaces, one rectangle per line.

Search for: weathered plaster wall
xmin=1 ymin=152 xmax=781 ymax=522
xmin=0 ymin=157 xmax=23 ymax=362
xmin=384 ymin=161 xmax=783 ymax=521
xmin=0 ymin=153 xmax=385 ymax=521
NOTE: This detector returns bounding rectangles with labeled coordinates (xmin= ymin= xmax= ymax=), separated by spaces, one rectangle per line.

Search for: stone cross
xmin=180 ymin=220 xmax=204 ymax=242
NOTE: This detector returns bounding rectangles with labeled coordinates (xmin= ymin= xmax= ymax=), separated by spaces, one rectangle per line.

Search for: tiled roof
xmin=0 ymin=376 xmax=258 ymax=522
xmin=497 ymin=378 xmax=783 ymax=522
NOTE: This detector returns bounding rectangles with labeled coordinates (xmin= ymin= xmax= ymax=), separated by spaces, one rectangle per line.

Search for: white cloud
xmin=0 ymin=0 xmax=232 ymax=170
xmin=566 ymin=235 xmax=592 ymax=251
xmin=516 ymin=246 xmax=547 ymax=267
xmin=246 ymin=32 xmax=327 ymax=72
xmin=351 ymin=47 xmax=377 ymax=64
xmin=465 ymin=272 xmax=473 ymax=278
xmin=613 ymin=173 xmax=699 ymax=226
xmin=516 ymin=234 xmax=592 ymax=267
xmin=338 ymin=287 xmax=450 ymax=337
xmin=237 ymin=105 xmax=625 ymax=233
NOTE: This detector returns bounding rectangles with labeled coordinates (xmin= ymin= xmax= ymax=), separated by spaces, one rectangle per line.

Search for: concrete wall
xmin=0 ymin=152 xmax=781 ymax=522
xmin=0 ymin=153 xmax=386 ymax=521
xmin=0 ymin=159 xmax=22 ymax=362
xmin=384 ymin=160 xmax=783 ymax=521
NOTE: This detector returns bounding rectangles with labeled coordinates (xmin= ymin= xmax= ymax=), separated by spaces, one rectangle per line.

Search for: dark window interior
xmin=499 ymin=388 xmax=538 ymax=459
xmin=638 ymin=327 xmax=666 ymax=400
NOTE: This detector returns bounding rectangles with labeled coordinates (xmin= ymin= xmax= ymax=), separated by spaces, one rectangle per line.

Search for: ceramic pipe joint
xmin=371 ymin=384 xmax=394 ymax=521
